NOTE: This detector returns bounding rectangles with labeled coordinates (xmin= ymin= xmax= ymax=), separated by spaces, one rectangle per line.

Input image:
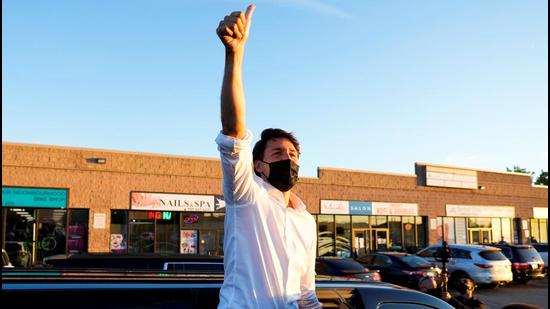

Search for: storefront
xmin=109 ymin=192 xmax=225 ymax=256
xmin=435 ymin=204 xmax=515 ymax=245
xmin=2 ymin=143 xmax=548 ymax=265
xmin=317 ymin=200 xmax=427 ymax=257
xmin=2 ymin=187 xmax=89 ymax=266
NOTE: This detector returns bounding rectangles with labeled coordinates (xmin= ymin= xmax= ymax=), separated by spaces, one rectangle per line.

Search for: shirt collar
xmin=261 ymin=178 xmax=306 ymax=211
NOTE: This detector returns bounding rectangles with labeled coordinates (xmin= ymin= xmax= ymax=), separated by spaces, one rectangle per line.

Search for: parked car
xmin=2 ymin=268 xmax=455 ymax=308
xmin=416 ymin=244 xmax=512 ymax=287
xmin=316 ymin=257 xmax=381 ymax=281
xmin=356 ymin=252 xmax=442 ymax=290
xmin=531 ymin=243 xmax=548 ymax=274
xmin=489 ymin=243 xmax=545 ymax=283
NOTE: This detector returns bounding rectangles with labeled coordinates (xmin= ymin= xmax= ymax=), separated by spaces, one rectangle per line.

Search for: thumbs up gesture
xmin=216 ymin=4 xmax=255 ymax=54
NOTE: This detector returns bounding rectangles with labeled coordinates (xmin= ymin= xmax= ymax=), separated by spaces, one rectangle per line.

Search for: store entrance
xmin=352 ymin=229 xmax=371 ymax=257
xmin=469 ymin=229 xmax=492 ymax=244
xmin=352 ymin=228 xmax=390 ymax=257
xmin=371 ymin=229 xmax=389 ymax=252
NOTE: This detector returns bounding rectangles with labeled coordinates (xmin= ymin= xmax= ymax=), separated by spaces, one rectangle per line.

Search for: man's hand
xmin=216 ymin=4 xmax=255 ymax=54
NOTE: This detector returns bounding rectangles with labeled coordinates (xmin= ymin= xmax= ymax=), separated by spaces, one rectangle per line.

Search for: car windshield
xmin=516 ymin=247 xmax=542 ymax=262
xmin=479 ymin=250 xmax=508 ymax=261
xmin=399 ymin=255 xmax=433 ymax=268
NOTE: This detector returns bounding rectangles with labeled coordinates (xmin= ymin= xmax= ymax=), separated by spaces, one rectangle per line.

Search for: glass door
xmin=352 ymin=229 xmax=370 ymax=258
xmin=469 ymin=229 xmax=492 ymax=244
xmin=371 ymin=229 xmax=389 ymax=252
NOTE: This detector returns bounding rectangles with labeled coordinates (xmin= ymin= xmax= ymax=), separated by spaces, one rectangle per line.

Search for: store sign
xmin=147 ymin=211 xmax=173 ymax=220
xmin=131 ymin=192 xmax=221 ymax=212
xmin=2 ymin=187 xmax=68 ymax=208
xmin=425 ymin=166 xmax=478 ymax=189
xmin=321 ymin=200 xmax=418 ymax=216
xmin=182 ymin=214 xmax=200 ymax=224
xmin=533 ymin=207 xmax=548 ymax=219
xmin=446 ymin=204 xmax=515 ymax=218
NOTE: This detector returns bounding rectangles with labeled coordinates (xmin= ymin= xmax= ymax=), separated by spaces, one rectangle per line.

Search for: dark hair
xmin=252 ymin=128 xmax=300 ymax=162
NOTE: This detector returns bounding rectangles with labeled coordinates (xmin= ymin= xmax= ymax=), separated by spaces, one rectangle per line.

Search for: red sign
xmin=183 ymin=215 xmax=199 ymax=224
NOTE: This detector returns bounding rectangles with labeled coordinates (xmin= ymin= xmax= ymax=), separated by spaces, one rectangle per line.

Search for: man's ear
xmin=253 ymin=160 xmax=263 ymax=177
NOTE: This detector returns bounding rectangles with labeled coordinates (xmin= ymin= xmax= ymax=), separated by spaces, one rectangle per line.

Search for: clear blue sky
xmin=2 ymin=0 xmax=548 ymax=178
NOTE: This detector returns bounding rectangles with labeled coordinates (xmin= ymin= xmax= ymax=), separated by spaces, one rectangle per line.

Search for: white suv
xmin=416 ymin=244 xmax=513 ymax=287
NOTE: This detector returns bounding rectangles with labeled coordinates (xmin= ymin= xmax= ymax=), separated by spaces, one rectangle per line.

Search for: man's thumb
xmin=245 ymin=4 xmax=255 ymax=32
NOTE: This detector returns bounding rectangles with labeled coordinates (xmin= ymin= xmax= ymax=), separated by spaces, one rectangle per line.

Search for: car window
xmin=372 ymin=255 xmax=392 ymax=266
xmin=400 ymin=255 xmax=433 ymax=268
xmin=450 ymin=248 xmax=471 ymax=259
xmin=417 ymin=248 xmax=437 ymax=258
xmin=533 ymin=244 xmax=548 ymax=253
xmin=499 ymin=247 xmax=513 ymax=259
xmin=479 ymin=250 xmax=508 ymax=261
xmin=515 ymin=247 xmax=543 ymax=262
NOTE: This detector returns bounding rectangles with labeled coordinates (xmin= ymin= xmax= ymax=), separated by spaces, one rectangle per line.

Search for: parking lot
xmin=473 ymin=278 xmax=548 ymax=309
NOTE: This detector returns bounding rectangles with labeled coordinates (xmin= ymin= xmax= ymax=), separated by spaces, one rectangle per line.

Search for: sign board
xmin=131 ymin=192 xmax=224 ymax=212
xmin=321 ymin=200 xmax=418 ymax=216
xmin=2 ymin=187 xmax=68 ymax=208
xmin=425 ymin=166 xmax=478 ymax=189
xmin=446 ymin=205 xmax=515 ymax=218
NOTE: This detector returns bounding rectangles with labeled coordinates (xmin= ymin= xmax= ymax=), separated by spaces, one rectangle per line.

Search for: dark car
xmin=2 ymin=268 xmax=455 ymax=308
xmin=316 ymin=257 xmax=381 ymax=281
xmin=356 ymin=252 xmax=442 ymax=289
xmin=490 ymin=244 xmax=545 ymax=283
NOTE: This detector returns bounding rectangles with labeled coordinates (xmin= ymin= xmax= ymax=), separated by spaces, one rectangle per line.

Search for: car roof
xmin=426 ymin=244 xmax=499 ymax=251
xmin=375 ymin=252 xmax=411 ymax=256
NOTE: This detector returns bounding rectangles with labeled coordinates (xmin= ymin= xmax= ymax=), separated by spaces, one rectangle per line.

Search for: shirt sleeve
xmin=298 ymin=222 xmax=322 ymax=309
xmin=215 ymin=130 xmax=260 ymax=206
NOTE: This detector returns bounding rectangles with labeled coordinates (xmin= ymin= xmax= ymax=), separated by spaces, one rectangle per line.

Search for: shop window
xmin=351 ymin=216 xmax=369 ymax=230
xmin=68 ymin=209 xmax=89 ymax=254
xmin=318 ymin=215 xmax=335 ymax=256
xmin=443 ymin=217 xmax=455 ymax=244
xmin=468 ymin=218 xmax=491 ymax=229
xmin=156 ymin=212 xmax=179 ymax=255
xmin=373 ymin=216 xmax=388 ymax=229
xmin=335 ymin=215 xmax=351 ymax=258
xmin=454 ymin=217 xmax=467 ymax=244
xmin=388 ymin=216 xmax=402 ymax=250
xmin=110 ymin=210 xmax=128 ymax=254
xmin=36 ymin=209 xmax=67 ymax=262
xmin=402 ymin=217 xmax=416 ymax=253
xmin=4 ymin=208 xmax=35 ymax=267
xmin=128 ymin=211 xmax=154 ymax=254
xmin=416 ymin=217 xmax=427 ymax=250
xmin=198 ymin=213 xmax=225 ymax=256
xmin=530 ymin=219 xmax=547 ymax=243
xmin=501 ymin=218 xmax=512 ymax=243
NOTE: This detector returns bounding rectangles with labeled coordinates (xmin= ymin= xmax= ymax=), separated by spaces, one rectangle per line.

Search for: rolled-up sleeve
xmin=215 ymin=130 xmax=259 ymax=205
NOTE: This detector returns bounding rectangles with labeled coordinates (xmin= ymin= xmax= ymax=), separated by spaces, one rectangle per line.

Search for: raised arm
xmin=216 ymin=4 xmax=255 ymax=139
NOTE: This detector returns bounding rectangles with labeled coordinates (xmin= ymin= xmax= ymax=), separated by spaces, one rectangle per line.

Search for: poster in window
xmin=180 ymin=230 xmax=198 ymax=254
xmin=110 ymin=233 xmax=127 ymax=253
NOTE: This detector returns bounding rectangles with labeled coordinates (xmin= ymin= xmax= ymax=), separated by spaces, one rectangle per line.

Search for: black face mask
xmin=260 ymin=159 xmax=299 ymax=192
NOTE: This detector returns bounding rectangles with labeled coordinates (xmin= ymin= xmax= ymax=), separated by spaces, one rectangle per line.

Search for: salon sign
xmin=131 ymin=192 xmax=225 ymax=212
xmin=321 ymin=200 xmax=418 ymax=216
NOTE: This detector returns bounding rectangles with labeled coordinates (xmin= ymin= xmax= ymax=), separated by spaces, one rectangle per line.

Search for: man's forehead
xmin=265 ymin=138 xmax=297 ymax=151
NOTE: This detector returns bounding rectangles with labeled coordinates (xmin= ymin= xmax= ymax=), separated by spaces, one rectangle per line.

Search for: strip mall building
xmin=2 ymin=142 xmax=548 ymax=266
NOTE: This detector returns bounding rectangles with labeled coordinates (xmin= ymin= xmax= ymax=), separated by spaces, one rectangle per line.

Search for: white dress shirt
xmin=216 ymin=131 xmax=322 ymax=309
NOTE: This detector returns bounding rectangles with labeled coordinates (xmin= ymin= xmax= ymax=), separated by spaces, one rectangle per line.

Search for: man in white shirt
xmin=215 ymin=5 xmax=322 ymax=309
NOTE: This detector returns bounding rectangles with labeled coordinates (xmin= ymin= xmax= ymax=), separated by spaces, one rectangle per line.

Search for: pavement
xmin=473 ymin=278 xmax=548 ymax=309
